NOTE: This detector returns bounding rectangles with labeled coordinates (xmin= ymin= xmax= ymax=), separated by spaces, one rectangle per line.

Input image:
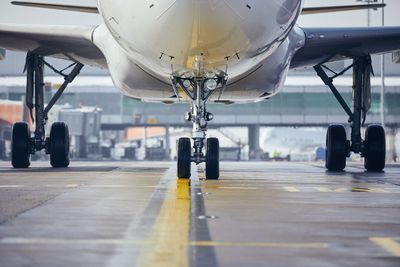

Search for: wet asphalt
xmin=0 ymin=161 xmax=399 ymax=267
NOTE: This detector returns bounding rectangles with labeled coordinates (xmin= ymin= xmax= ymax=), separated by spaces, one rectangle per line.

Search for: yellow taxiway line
xmin=370 ymin=237 xmax=400 ymax=257
xmin=136 ymin=178 xmax=191 ymax=267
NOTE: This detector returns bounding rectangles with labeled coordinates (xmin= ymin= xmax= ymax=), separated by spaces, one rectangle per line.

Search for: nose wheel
xmin=177 ymin=137 xmax=191 ymax=178
xmin=176 ymin=137 xmax=220 ymax=180
xmin=205 ymin=138 xmax=219 ymax=180
xmin=173 ymin=73 xmax=226 ymax=180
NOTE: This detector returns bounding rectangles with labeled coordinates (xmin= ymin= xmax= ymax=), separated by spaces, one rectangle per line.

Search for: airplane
xmin=0 ymin=0 xmax=399 ymax=179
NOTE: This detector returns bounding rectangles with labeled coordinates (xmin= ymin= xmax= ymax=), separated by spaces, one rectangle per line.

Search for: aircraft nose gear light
xmin=172 ymin=75 xmax=227 ymax=180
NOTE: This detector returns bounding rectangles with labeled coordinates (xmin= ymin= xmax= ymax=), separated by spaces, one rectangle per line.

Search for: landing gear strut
xmin=315 ymin=55 xmax=385 ymax=172
xmin=173 ymin=74 xmax=227 ymax=179
xmin=11 ymin=53 xmax=83 ymax=168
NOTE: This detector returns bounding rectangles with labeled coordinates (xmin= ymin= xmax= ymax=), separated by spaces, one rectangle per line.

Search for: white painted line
xmin=315 ymin=187 xmax=333 ymax=192
xmin=0 ymin=237 xmax=143 ymax=245
xmin=88 ymin=185 xmax=157 ymax=188
xmin=284 ymin=186 xmax=300 ymax=192
xmin=218 ymin=186 xmax=259 ymax=190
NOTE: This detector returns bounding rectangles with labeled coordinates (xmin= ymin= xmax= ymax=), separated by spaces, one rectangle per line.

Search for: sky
xmin=300 ymin=0 xmax=400 ymax=27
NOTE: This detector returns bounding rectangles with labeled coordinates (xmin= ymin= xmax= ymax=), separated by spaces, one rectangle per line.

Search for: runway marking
xmin=135 ymin=176 xmax=190 ymax=267
xmin=283 ymin=186 xmax=300 ymax=192
xmin=0 ymin=238 xmax=329 ymax=249
xmin=351 ymin=187 xmax=371 ymax=193
xmin=106 ymin=166 xmax=178 ymax=267
xmin=315 ymin=187 xmax=333 ymax=192
xmin=44 ymin=184 xmax=78 ymax=188
xmin=190 ymin=241 xmax=329 ymax=249
xmin=217 ymin=186 xmax=258 ymax=190
xmin=204 ymin=185 xmax=259 ymax=190
xmin=283 ymin=186 xmax=393 ymax=193
xmin=88 ymin=185 xmax=157 ymax=189
xmin=0 ymin=184 xmax=158 ymax=189
xmin=0 ymin=237 xmax=144 ymax=246
xmin=334 ymin=188 xmax=348 ymax=193
xmin=369 ymin=237 xmax=400 ymax=257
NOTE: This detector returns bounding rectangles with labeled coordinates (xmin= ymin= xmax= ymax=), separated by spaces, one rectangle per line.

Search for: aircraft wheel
xmin=326 ymin=124 xmax=348 ymax=171
xmin=177 ymin=137 xmax=191 ymax=178
xmin=11 ymin=122 xmax=31 ymax=168
xmin=49 ymin=122 xmax=70 ymax=168
xmin=364 ymin=125 xmax=385 ymax=172
xmin=205 ymin=138 xmax=219 ymax=180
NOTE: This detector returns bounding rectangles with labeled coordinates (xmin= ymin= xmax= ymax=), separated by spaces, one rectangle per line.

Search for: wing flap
xmin=0 ymin=23 xmax=105 ymax=67
xmin=291 ymin=27 xmax=400 ymax=68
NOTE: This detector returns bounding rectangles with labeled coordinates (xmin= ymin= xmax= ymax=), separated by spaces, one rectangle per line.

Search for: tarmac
xmin=0 ymin=161 xmax=399 ymax=267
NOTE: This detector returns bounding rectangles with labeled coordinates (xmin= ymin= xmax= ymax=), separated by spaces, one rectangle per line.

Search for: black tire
xmin=205 ymin=138 xmax=219 ymax=180
xmin=177 ymin=137 xmax=191 ymax=178
xmin=49 ymin=122 xmax=70 ymax=168
xmin=364 ymin=124 xmax=385 ymax=172
xmin=11 ymin=122 xmax=31 ymax=168
xmin=326 ymin=124 xmax=348 ymax=171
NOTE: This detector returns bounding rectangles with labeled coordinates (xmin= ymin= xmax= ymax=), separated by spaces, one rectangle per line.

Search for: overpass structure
xmin=0 ymin=75 xmax=399 ymax=160
xmin=0 ymin=75 xmax=399 ymax=128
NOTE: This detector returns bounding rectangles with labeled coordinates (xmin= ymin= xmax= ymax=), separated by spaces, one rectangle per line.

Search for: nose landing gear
xmin=173 ymin=75 xmax=226 ymax=179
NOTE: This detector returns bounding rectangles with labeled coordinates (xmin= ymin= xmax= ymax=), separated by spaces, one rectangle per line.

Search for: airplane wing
xmin=291 ymin=27 xmax=400 ymax=68
xmin=0 ymin=23 xmax=106 ymax=67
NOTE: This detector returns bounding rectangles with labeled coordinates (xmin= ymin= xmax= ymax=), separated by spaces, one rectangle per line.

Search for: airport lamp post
xmin=357 ymin=0 xmax=377 ymax=26
xmin=357 ymin=0 xmax=385 ymax=127
xmin=380 ymin=0 xmax=386 ymax=128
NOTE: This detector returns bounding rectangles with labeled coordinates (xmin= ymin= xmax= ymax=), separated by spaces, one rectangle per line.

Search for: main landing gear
xmin=11 ymin=53 xmax=83 ymax=168
xmin=172 ymin=74 xmax=226 ymax=180
xmin=315 ymin=56 xmax=385 ymax=172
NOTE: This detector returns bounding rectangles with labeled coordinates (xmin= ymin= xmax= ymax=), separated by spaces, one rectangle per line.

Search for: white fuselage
xmin=93 ymin=0 xmax=306 ymax=102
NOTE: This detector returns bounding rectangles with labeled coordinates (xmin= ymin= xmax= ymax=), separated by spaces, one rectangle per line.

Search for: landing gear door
xmin=393 ymin=51 xmax=400 ymax=64
xmin=0 ymin=49 xmax=5 ymax=60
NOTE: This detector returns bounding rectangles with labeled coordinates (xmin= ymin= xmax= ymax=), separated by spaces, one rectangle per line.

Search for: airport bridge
xmin=94 ymin=76 xmax=400 ymax=128
xmin=1 ymin=76 xmax=399 ymax=128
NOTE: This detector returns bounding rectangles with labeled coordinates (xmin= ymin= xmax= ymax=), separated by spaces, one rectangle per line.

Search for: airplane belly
xmin=98 ymin=0 xmax=302 ymax=79
xmin=93 ymin=24 xmax=305 ymax=103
